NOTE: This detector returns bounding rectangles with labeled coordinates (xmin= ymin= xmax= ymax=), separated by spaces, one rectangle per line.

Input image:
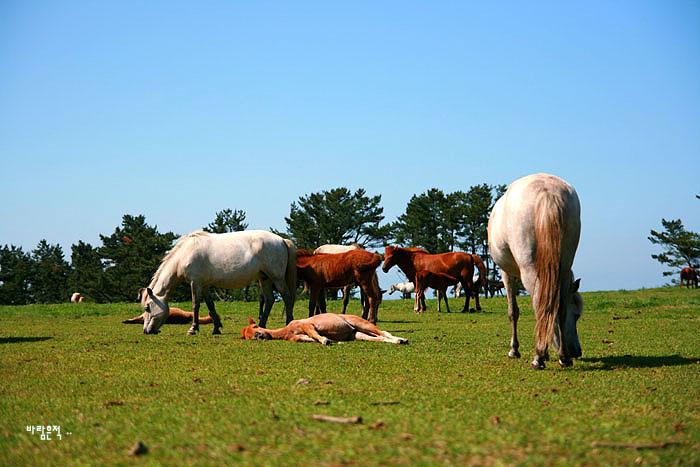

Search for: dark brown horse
xmin=296 ymin=250 xmax=383 ymax=324
xmin=414 ymin=270 xmax=460 ymax=313
xmin=382 ymin=246 xmax=479 ymax=312
xmin=680 ymin=267 xmax=698 ymax=288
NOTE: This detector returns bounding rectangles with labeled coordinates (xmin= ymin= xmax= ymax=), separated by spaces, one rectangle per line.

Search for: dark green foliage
xmin=392 ymin=184 xmax=506 ymax=269
xmin=67 ymin=241 xmax=104 ymax=302
xmin=282 ymin=187 xmax=391 ymax=249
xmin=0 ymin=245 xmax=33 ymax=305
xmin=98 ymin=215 xmax=178 ymax=302
xmin=393 ymin=188 xmax=453 ymax=253
xmin=649 ymin=218 xmax=700 ymax=281
xmin=29 ymin=240 xmax=70 ymax=304
xmin=204 ymin=208 xmax=248 ymax=233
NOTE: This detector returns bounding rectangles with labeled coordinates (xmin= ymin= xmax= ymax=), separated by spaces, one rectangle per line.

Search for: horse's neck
xmin=266 ymin=327 xmax=292 ymax=340
xmin=397 ymin=253 xmax=418 ymax=278
xmin=150 ymin=262 xmax=181 ymax=300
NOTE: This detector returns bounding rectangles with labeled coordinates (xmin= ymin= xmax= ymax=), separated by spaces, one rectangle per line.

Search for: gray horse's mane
xmin=149 ymin=231 xmax=211 ymax=286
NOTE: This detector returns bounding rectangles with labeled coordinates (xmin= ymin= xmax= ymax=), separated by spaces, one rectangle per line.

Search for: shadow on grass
xmin=0 ymin=336 xmax=53 ymax=344
xmin=580 ymin=354 xmax=699 ymax=370
xmin=379 ymin=320 xmax=420 ymax=324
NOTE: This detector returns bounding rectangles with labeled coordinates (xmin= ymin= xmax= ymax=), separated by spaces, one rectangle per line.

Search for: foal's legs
xmin=502 ymin=271 xmax=521 ymax=359
xmin=442 ymin=288 xmax=451 ymax=313
xmin=202 ymin=287 xmax=223 ymax=335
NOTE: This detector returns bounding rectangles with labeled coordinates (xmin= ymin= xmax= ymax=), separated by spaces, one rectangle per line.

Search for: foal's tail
xmin=284 ymin=239 xmax=298 ymax=304
xmin=534 ymin=190 xmax=564 ymax=353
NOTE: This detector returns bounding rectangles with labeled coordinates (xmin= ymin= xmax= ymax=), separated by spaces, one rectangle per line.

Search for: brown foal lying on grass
xmin=122 ymin=307 xmax=213 ymax=325
xmin=239 ymin=313 xmax=408 ymax=345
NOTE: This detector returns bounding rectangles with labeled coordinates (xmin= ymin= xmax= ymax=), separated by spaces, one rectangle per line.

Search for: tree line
xmin=1 ymin=185 xmax=505 ymax=305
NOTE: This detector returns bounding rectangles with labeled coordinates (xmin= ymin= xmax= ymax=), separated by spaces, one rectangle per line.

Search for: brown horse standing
xmin=680 ymin=267 xmax=698 ymax=288
xmin=296 ymin=250 xmax=383 ymax=324
xmin=414 ymin=270 xmax=460 ymax=313
xmin=382 ymin=246 xmax=479 ymax=313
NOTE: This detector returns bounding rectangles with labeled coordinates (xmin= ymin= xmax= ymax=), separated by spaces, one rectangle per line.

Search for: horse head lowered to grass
xmin=488 ymin=173 xmax=583 ymax=370
xmin=138 ymin=230 xmax=296 ymax=335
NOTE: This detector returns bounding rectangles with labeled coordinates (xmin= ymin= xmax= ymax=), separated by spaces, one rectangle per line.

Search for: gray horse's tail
xmin=534 ymin=190 xmax=564 ymax=354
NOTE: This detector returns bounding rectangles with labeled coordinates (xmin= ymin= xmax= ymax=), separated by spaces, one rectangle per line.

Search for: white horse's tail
xmin=283 ymin=239 xmax=298 ymax=303
xmin=534 ymin=190 xmax=564 ymax=353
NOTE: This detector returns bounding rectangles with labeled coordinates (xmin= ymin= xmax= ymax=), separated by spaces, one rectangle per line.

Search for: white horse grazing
xmin=388 ymin=281 xmax=414 ymax=299
xmin=488 ymin=173 xmax=583 ymax=370
xmin=139 ymin=230 xmax=297 ymax=335
xmin=70 ymin=292 xmax=84 ymax=303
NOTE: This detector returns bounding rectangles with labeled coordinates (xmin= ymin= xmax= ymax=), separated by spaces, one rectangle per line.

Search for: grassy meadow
xmin=1 ymin=287 xmax=699 ymax=465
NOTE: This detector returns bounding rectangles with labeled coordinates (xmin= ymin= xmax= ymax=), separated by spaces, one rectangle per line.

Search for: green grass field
xmin=1 ymin=288 xmax=699 ymax=466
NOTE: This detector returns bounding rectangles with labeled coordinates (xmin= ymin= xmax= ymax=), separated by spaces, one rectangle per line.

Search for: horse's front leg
xmin=202 ymin=288 xmax=223 ymax=335
xmin=413 ymin=288 xmax=421 ymax=313
xmin=188 ymin=281 xmax=201 ymax=335
xmin=436 ymin=290 xmax=442 ymax=312
xmin=443 ymin=289 xmax=451 ymax=313
xmin=502 ymin=271 xmax=521 ymax=360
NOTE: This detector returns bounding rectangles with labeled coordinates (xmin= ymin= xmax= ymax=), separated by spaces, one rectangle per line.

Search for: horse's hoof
xmin=212 ymin=328 xmax=222 ymax=335
xmin=530 ymin=360 xmax=545 ymax=370
xmin=559 ymin=358 xmax=573 ymax=367
xmin=508 ymin=350 xmax=521 ymax=359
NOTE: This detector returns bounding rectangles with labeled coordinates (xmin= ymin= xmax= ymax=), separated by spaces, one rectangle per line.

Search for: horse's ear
xmin=137 ymin=288 xmax=145 ymax=300
xmin=146 ymin=287 xmax=155 ymax=298
xmin=248 ymin=317 xmax=256 ymax=325
xmin=572 ymin=279 xmax=581 ymax=293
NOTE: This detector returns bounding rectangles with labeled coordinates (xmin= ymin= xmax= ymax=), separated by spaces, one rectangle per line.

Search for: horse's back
xmin=489 ymin=173 xmax=580 ymax=278
xmin=178 ymin=230 xmax=289 ymax=287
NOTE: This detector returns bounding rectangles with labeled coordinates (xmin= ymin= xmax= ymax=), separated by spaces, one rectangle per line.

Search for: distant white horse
xmin=488 ymin=173 xmax=583 ymax=370
xmin=388 ymin=281 xmax=414 ymax=299
xmin=70 ymin=292 xmax=84 ymax=303
xmin=139 ymin=230 xmax=297 ymax=335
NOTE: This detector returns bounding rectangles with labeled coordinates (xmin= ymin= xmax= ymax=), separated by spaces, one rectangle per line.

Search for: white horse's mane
xmin=150 ymin=231 xmax=211 ymax=286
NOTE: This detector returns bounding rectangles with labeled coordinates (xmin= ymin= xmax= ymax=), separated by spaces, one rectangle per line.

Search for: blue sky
xmin=1 ymin=1 xmax=698 ymax=293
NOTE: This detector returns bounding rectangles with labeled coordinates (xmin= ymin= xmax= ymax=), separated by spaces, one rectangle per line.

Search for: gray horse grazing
xmin=139 ymin=230 xmax=296 ymax=335
xmin=488 ymin=173 xmax=583 ymax=370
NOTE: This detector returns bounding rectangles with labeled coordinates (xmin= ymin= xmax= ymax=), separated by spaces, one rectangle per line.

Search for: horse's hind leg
xmin=188 ymin=281 xmax=202 ymax=335
xmin=259 ymin=280 xmax=275 ymax=328
xmin=341 ymin=285 xmax=351 ymax=314
xmin=502 ymin=271 xmax=521 ymax=359
xmin=202 ymin=287 xmax=223 ymax=335
xmin=442 ymin=290 xmax=451 ymax=313
xmin=272 ymin=278 xmax=295 ymax=324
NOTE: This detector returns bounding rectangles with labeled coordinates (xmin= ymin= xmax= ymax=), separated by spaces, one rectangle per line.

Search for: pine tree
xmin=30 ymin=240 xmax=70 ymax=303
xmin=649 ymin=218 xmax=700 ymax=282
xmin=0 ymin=245 xmax=33 ymax=305
xmin=98 ymin=215 xmax=178 ymax=302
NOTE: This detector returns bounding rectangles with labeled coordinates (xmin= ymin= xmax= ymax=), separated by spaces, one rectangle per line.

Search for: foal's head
xmin=239 ymin=318 xmax=272 ymax=340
